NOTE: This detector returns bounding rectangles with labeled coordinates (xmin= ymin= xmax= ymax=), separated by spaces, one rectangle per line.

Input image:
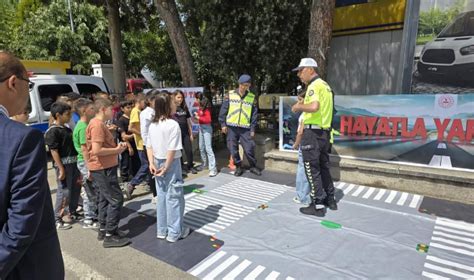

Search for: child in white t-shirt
xmin=146 ymin=93 xmax=190 ymax=243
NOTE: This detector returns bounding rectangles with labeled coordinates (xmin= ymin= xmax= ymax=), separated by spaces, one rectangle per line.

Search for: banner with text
xmin=279 ymin=94 xmax=474 ymax=170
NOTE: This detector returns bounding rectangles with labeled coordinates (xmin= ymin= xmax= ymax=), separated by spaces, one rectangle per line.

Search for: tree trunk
xmin=308 ymin=0 xmax=336 ymax=79
xmin=155 ymin=0 xmax=198 ymax=87
xmin=106 ymin=0 xmax=126 ymax=94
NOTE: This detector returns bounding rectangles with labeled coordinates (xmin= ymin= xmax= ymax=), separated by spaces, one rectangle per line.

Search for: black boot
xmin=234 ymin=165 xmax=243 ymax=177
xmin=299 ymin=203 xmax=326 ymax=217
xmin=325 ymin=196 xmax=338 ymax=211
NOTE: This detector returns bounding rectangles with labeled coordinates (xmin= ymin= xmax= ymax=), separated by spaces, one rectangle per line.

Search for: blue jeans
xmin=130 ymin=149 xmax=149 ymax=186
xmin=199 ymin=124 xmax=217 ymax=172
xmin=154 ymin=157 xmax=185 ymax=240
xmin=296 ymin=149 xmax=311 ymax=204
xmin=77 ymin=160 xmax=98 ymax=221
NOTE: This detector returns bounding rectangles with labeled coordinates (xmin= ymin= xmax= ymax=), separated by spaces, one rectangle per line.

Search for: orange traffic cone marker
xmin=228 ymin=156 xmax=236 ymax=171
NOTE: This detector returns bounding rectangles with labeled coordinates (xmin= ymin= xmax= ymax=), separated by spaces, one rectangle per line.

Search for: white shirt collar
xmin=0 ymin=105 xmax=9 ymax=117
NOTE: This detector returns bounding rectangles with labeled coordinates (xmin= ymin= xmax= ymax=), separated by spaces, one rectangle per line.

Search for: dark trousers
xmin=130 ymin=148 xmax=156 ymax=197
xmin=181 ymin=131 xmax=194 ymax=169
xmin=300 ymin=129 xmax=335 ymax=205
xmin=54 ymin=163 xmax=80 ymax=222
xmin=120 ymin=141 xmax=140 ymax=181
xmin=91 ymin=167 xmax=123 ymax=234
xmin=226 ymin=126 xmax=256 ymax=167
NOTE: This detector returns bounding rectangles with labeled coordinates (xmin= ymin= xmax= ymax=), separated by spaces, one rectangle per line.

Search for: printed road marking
xmin=437 ymin=143 xmax=447 ymax=149
xmin=421 ymin=271 xmax=449 ymax=279
xmin=265 ymin=271 xmax=280 ymax=280
xmin=223 ymin=259 xmax=252 ymax=280
xmin=409 ymin=195 xmax=421 ymax=208
xmin=362 ymin=187 xmax=376 ymax=199
xmin=424 ymin=263 xmax=472 ymax=279
xmin=190 ymin=251 xmax=227 ymax=276
xmin=244 ymin=265 xmax=266 ymax=280
xmin=397 ymin=192 xmax=409 ymax=206
xmin=433 ymin=231 xmax=474 ymax=243
xmin=440 ymin=156 xmax=452 ymax=168
xmin=351 ymin=186 xmax=366 ymax=197
xmin=202 ymin=255 xmax=239 ymax=280
xmin=430 ymin=242 xmax=474 ymax=257
xmin=373 ymin=189 xmax=386 ymax=201
xmin=431 ymin=236 xmax=474 ymax=250
xmin=426 ymin=256 xmax=474 ymax=273
xmin=343 ymin=184 xmax=355 ymax=195
xmin=384 ymin=190 xmax=397 ymax=203
xmin=429 ymin=155 xmax=442 ymax=166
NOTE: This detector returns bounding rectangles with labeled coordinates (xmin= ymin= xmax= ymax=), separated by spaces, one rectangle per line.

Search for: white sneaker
xmin=157 ymin=234 xmax=166 ymax=239
xmin=166 ymin=227 xmax=191 ymax=243
xmin=209 ymin=170 xmax=218 ymax=177
xmin=293 ymin=197 xmax=302 ymax=204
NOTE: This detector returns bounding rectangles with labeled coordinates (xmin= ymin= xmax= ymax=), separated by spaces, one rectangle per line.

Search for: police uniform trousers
xmin=300 ymin=128 xmax=335 ymax=205
xmin=227 ymin=126 xmax=257 ymax=167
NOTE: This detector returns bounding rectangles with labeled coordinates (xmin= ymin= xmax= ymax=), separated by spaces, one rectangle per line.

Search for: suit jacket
xmin=0 ymin=113 xmax=64 ymax=280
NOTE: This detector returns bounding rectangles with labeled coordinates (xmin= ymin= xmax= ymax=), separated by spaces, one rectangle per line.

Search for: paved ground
xmin=48 ymin=154 xmax=474 ymax=279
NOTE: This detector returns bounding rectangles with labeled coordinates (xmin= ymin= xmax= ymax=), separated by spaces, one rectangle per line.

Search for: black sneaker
xmin=249 ymin=167 xmax=262 ymax=176
xmin=234 ymin=166 xmax=243 ymax=177
xmin=190 ymin=167 xmax=198 ymax=174
xmin=98 ymin=230 xmax=106 ymax=241
xmin=325 ymin=197 xmax=338 ymax=211
xmin=195 ymin=165 xmax=205 ymax=172
xmin=300 ymin=203 xmax=326 ymax=217
xmin=103 ymin=234 xmax=131 ymax=248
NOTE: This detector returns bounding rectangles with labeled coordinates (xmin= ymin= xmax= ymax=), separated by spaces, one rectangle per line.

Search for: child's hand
xmin=58 ymin=166 xmax=66 ymax=181
xmin=149 ymin=164 xmax=159 ymax=176
xmin=154 ymin=166 xmax=166 ymax=177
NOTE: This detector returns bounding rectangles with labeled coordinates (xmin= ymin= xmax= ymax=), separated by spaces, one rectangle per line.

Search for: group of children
xmin=39 ymin=90 xmax=217 ymax=247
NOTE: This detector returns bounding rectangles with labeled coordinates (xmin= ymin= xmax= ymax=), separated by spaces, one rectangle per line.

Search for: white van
xmin=418 ymin=10 xmax=474 ymax=82
xmin=27 ymin=75 xmax=109 ymax=132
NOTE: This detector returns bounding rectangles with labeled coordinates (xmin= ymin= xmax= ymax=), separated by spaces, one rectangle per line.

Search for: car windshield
xmin=438 ymin=11 xmax=474 ymax=37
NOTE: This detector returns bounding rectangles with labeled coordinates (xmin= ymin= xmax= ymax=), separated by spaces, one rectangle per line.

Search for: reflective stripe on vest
xmin=226 ymin=91 xmax=255 ymax=128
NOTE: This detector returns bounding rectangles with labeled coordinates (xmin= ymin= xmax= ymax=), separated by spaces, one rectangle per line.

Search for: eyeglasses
xmin=0 ymin=75 xmax=35 ymax=90
xmin=17 ymin=76 xmax=35 ymax=90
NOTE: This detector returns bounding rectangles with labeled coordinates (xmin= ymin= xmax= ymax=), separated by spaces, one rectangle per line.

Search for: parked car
xmin=418 ymin=10 xmax=474 ymax=82
xmin=27 ymin=75 xmax=109 ymax=132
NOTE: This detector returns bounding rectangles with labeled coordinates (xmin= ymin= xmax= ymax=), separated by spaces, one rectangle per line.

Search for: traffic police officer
xmin=219 ymin=74 xmax=261 ymax=177
xmin=291 ymin=58 xmax=337 ymax=217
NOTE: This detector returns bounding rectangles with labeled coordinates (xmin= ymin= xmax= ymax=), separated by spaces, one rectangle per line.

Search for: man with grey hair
xmin=0 ymin=51 xmax=64 ymax=279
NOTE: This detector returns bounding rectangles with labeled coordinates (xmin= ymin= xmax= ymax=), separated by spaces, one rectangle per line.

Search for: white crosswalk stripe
xmin=422 ymin=218 xmax=474 ymax=278
xmin=190 ymin=251 xmax=295 ymax=280
xmin=211 ymin=178 xmax=288 ymax=203
xmin=334 ymin=182 xmax=423 ymax=208
xmin=184 ymin=195 xmax=254 ymax=236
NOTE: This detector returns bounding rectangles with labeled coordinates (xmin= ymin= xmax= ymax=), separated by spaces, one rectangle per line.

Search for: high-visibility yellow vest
xmin=303 ymin=78 xmax=333 ymax=128
xmin=226 ymin=90 xmax=255 ymax=128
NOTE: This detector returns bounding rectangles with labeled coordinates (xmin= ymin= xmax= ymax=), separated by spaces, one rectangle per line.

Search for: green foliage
xmin=418 ymin=1 xmax=466 ymax=37
xmin=119 ymin=1 xmax=182 ymax=84
xmin=181 ymin=0 xmax=310 ymax=92
xmin=12 ymin=0 xmax=110 ymax=74
xmin=0 ymin=0 xmax=17 ymax=51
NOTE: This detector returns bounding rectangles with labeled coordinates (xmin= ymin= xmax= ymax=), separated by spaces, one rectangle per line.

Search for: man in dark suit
xmin=0 ymin=52 xmax=64 ymax=279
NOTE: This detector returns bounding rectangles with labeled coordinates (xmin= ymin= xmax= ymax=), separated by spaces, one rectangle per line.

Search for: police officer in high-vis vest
xmin=291 ymin=58 xmax=337 ymax=217
xmin=219 ymin=74 xmax=261 ymax=177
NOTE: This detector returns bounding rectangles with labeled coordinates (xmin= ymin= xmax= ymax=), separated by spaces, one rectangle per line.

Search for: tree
xmin=106 ymin=0 xmax=126 ymax=93
xmin=155 ymin=0 xmax=198 ymax=86
xmin=12 ymin=0 xmax=110 ymax=74
xmin=183 ymin=0 xmax=310 ymax=93
xmin=0 ymin=1 xmax=17 ymax=51
xmin=307 ymin=0 xmax=336 ymax=79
